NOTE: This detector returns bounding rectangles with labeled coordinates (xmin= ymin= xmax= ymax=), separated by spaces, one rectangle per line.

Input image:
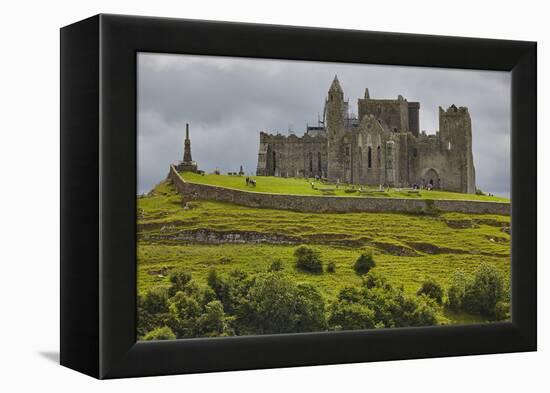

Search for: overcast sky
xmin=137 ymin=53 xmax=511 ymax=197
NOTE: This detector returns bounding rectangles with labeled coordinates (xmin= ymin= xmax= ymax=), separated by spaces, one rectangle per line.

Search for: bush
xmin=140 ymin=287 xmax=169 ymax=315
xmin=326 ymin=262 xmax=336 ymax=273
xmin=245 ymin=272 xmax=326 ymax=334
xmin=207 ymin=268 xmax=252 ymax=315
xmin=462 ymin=263 xmax=505 ymax=316
xmin=328 ymin=302 xmax=376 ymax=330
xmin=143 ymin=326 xmax=176 ymax=341
xmin=446 ymin=270 xmax=467 ymax=312
xmin=268 ymin=259 xmax=284 ymax=272
xmin=362 ymin=270 xmax=390 ymax=290
xmin=137 ymin=288 xmax=171 ymax=338
xmin=197 ymin=300 xmax=232 ymax=337
xmin=446 ymin=264 xmax=507 ymax=318
xmin=494 ymin=301 xmax=511 ymax=321
xmin=327 ymin=272 xmax=439 ymax=330
xmin=168 ymin=269 xmax=192 ymax=296
xmin=417 ymin=278 xmax=444 ymax=304
xmin=353 ymin=253 xmax=376 ymax=275
xmin=294 ymin=246 xmax=323 ymax=273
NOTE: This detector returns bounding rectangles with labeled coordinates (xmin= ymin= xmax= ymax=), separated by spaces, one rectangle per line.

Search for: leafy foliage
xmin=328 ymin=271 xmax=438 ymax=330
xmin=244 ymin=272 xmax=326 ymax=334
xmin=462 ymin=263 xmax=506 ymax=316
xmin=143 ymin=326 xmax=176 ymax=341
xmin=446 ymin=263 xmax=508 ymax=318
xmin=353 ymin=253 xmax=376 ymax=275
xmin=326 ymin=261 xmax=336 ymax=273
xmin=268 ymin=259 xmax=284 ymax=272
xmin=294 ymin=246 xmax=323 ymax=273
xmin=417 ymin=278 xmax=444 ymax=304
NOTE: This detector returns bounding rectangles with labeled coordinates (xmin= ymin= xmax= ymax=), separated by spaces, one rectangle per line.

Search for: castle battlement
xmin=256 ymin=77 xmax=476 ymax=193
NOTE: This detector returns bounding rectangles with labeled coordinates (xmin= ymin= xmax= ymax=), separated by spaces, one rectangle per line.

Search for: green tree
xmin=462 ymin=263 xmax=505 ymax=316
xmin=197 ymin=300 xmax=233 ymax=337
xmin=294 ymin=245 xmax=323 ymax=273
xmin=245 ymin=272 xmax=326 ymax=334
xmin=143 ymin=326 xmax=176 ymax=341
xmin=137 ymin=288 xmax=170 ymax=338
xmin=328 ymin=302 xmax=376 ymax=330
xmin=446 ymin=270 xmax=467 ymax=312
xmin=353 ymin=253 xmax=376 ymax=275
xmin=168 ymin=269 xmax=192 ymax=296
xmin=417 ymin=278 xmax=444 ymax=304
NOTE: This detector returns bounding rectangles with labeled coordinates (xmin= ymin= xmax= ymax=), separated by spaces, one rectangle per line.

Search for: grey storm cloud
xmin=137 ymin=53 xmax=511 ymax=197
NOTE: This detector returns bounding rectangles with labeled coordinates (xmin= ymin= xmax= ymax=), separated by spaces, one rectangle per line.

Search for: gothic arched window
xmin=367 ymin=146 xmax=372 ymax=169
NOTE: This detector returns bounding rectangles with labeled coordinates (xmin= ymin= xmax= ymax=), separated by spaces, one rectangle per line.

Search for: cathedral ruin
xmin=256 ymin=76 xmax=476 ymax=194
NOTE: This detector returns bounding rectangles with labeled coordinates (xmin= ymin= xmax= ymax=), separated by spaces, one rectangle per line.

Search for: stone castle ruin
xmin=256 ymin=76 xmax=476 ymax=193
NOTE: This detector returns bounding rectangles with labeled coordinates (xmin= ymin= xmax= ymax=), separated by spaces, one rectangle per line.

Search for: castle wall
xmin=358 ymin=97 xmax=410 ymax=132
xmin=169 ymin=166 xmax=509 ymax=215
xmin=256 ymin=133 xmax=327 ymax=177
xmin=255 ymin=79 xmax=476 ymax=194
xmin=407 ymin=102 xmax=420 ymax=137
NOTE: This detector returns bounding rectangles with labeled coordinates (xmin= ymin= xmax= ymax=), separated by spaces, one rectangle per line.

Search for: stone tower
xmin=326 ymin=76 xmax=346 ymax=181
xmin=176 ymin=123 xmax=198 ymax=173
xmin=438 ymin=105 xmax=476 ymax=193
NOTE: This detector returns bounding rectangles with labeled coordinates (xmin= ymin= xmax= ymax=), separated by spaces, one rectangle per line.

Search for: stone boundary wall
xmin=168 ymin=166 xmax=510 ymax=216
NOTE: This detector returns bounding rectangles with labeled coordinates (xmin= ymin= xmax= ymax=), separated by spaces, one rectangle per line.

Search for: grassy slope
xmin=137 ymin=181 xmax=510 ymax=325
xmin=180 ymin=171 xmax=510 ymax=202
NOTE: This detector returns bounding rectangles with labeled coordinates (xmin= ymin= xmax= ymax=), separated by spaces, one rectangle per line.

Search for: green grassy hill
xmin=137 ymin=180 xmax=510 ymax=325
xmin=180 ymin=171 xmax=509 ymax=202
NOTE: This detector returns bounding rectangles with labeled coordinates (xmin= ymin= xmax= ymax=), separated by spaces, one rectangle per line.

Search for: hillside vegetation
xmin=137 ymin=180 xmax=510 ymax=327
xmin=179 ymin=171 xmax=509 ymax=202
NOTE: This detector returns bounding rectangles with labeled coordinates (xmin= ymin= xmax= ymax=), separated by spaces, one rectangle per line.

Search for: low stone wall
xmin=168 ymin=166 xmax=510 ymax=216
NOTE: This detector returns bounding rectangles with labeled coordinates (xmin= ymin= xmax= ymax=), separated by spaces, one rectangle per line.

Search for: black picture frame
xmin=60 ymin=14 xmax=537 ymax=379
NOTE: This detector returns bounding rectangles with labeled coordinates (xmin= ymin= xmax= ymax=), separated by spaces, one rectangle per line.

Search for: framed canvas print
xmin=60 ymin=14 xmax=536 ymax=379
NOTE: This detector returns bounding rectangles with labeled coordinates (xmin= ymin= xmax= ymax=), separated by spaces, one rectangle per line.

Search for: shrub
xmin=327 ymin=273 xmax=439 ymax=331
xmin=140 ymin=287 xmax=169 ymax=315
xmin=197 ymin=300 xmax=232 ymax=337
xmin=293 ymin=283 xmax=327 ymax=332
xmin=494 ymin=301 xmax=511 ymax=321
xmin=268 ymin=259 xmax=284 ymax=272
xmin=446 ymin=270 xmax=467 ymax=312
xmin=143 ymin=326 xmax=176 ymax=341
xmin=462 ymin=263 xmax=505 ymax=316
xmin=417 ymin=278 xmax=444 ymax=304
xmin=353 ymin=253 xmax=376 ymax=275
xmin=168 ymin=269 xmax=193 ymax=296
xmin=328 ymin=302 xmax=376 ymax=330
xmin=137 ymin=288 xmax=171 ymax=338
xmin=326 ymin=261 xmax=336 ymax=273
xmin=294 ymin=246 xmax=323 ymax=273
xmin=362 ymin=270 xmax=390 ymax=290
xmin=207 ymin=268 xmax=252 ymax=315
xmin=245 ymin=272 xmax=326 ymax=334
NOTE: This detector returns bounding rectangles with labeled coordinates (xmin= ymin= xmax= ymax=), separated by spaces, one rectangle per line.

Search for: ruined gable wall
xmin=256 ymin=132 xmax=326 ymax=177
xmin=353 ymin=116 xmax=388 ymax=186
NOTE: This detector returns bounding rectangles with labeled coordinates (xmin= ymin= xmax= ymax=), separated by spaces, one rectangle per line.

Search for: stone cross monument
xmin=176 ymin=123 xmax=198 ymax=173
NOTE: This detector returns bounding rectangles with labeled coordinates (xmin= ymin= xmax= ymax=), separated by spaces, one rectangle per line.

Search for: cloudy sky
xmin=137 ymin=53 xmax=511 ymax=197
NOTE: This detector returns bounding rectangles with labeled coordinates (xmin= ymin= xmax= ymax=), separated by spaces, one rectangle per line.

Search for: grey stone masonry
xmin=169 ymin=166 xmax=510 ymax=216
xmin=256 ymin=77 xmax=477 ymax=194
